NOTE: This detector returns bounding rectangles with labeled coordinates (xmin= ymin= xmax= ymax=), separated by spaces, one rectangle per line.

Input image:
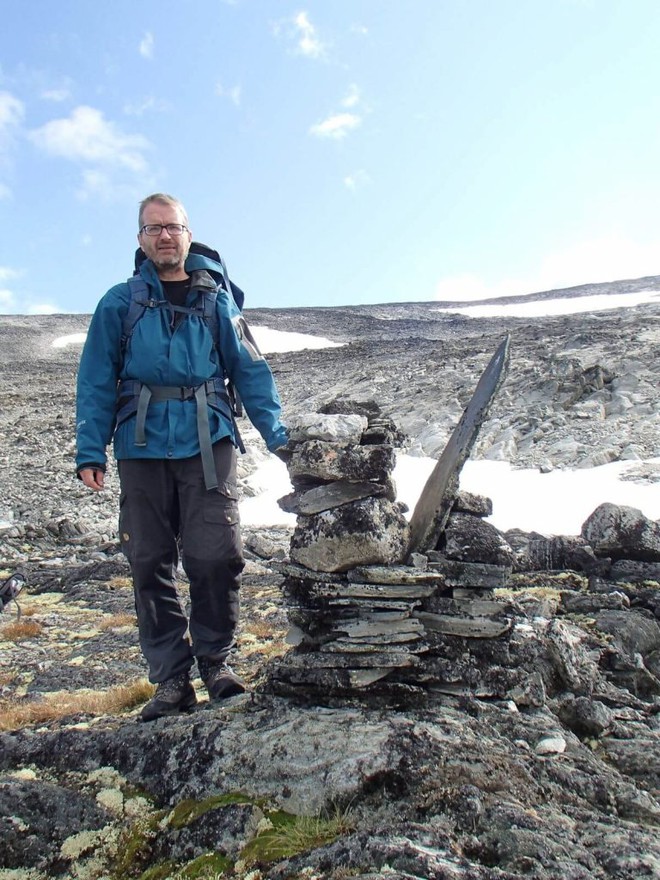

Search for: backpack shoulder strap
xmin=121 ymin=276 xmax=153 ymax=353
xmin=199 ymin=287 xmax=220 ymax=352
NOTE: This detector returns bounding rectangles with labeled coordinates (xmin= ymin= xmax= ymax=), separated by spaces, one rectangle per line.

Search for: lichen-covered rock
xmin=288 ymin=413 xmax=368 ymax=445
xmin=595 ymin=609 xmax=660 ymax=658
xmin=505 ymin=529 xmax=599 ymax=572
xmin=453 ymin=490 xmax=493 ymax=517
xmin=554 ymin=694 xmax=613 ymax=738
xmin=581 ymin=503 xmax=660 ymax=562
xmin=288 ymin=440 xmax=395 ymax=486
xmin=290 ymin=498 xmax=409 ymax=572
xmin=610 ymin=558 xmax=660 ymax=583
xmin=0 ymin=777 xmax=111 ymax=870
xmin=442 ymin=512 xmax=515 ymax=566
xmin=155 ymin=802 xmax=263 ymax=862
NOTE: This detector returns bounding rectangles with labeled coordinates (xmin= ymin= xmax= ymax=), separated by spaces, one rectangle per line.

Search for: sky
xmin=2 ymin=1 xmax=660 ymax=315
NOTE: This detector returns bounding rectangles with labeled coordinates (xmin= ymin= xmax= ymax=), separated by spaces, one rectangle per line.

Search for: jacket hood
xmin=136 ymin=252 xmax=227 ymax=290
xmin=184 ymin=251 xmax=226 ymax=281
xmin=134 ymin=241 xmax=227 ymax=285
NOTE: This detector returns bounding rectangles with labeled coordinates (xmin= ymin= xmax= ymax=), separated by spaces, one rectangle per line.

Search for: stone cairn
xmin=268 ymin=407 xmax=521 ymax=705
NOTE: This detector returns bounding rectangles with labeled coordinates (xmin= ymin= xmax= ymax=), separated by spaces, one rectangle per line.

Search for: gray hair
xmin=138 ymin=193 xmax=189 ymax=228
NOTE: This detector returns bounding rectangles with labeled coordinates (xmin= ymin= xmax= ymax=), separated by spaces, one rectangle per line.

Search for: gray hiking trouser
xmin=117 ymin=439 xmax=244 ymax=683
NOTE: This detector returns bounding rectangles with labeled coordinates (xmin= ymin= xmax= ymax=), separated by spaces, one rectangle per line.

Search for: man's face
xmin=138 ymin=202 xmax=192 ymax=274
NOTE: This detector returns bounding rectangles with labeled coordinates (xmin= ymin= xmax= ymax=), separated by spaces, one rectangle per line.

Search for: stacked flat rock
xmin=272 ymin=411 xmax=431 ymax=698
xmin=278 ymin=412 xmax=409 ymax=573
xmin=400 ymin=490 xmax=520 ymax=700
xmin=269 ymin=412 xmax=522 ymax=703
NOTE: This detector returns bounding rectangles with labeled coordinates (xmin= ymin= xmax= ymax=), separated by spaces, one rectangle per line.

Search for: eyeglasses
xmin=139 ymin=224 xmax=188 ymax=236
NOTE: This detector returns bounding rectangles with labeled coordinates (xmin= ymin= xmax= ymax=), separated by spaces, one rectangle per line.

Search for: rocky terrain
xmin=1 ymin=276 xmax=660 ymax=880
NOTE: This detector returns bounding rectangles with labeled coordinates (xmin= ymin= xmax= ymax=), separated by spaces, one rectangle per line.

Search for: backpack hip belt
xmin=116 ymin=378 xmax=244 ymax=491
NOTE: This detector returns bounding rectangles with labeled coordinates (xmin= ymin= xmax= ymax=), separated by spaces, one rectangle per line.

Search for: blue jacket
xmin=76 ymin=252 xmax=288 ymax=472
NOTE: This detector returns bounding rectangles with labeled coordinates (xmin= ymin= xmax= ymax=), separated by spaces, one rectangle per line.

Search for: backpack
xmin=116 ymin=242 xmax=246 ymax=489
xmin=1 ymin=572 xmax=25 ymax=619
xmin=122 ymin=241 xmax=245 ymax=370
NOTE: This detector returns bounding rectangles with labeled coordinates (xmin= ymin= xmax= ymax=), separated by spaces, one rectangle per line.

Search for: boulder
xmin=452 ymin=490 xmax=493 ymax=517
xmin=289 ymin=498 xmax=409 ymax=573
xmin=610 ymin=559 xmax=660 ymax=583
xmin=288 ymin=440 xmax=395 ymax=485
xmin=581 ymin=503 xmax=660 ymax=562
xmin=442 ymin=513 xmax=515 ymax=566
xmin=504 ymin=530 xmax=599 ymax=572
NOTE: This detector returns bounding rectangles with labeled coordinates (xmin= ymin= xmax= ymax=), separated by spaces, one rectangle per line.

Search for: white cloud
xmin=0 ymin=267 xmax=20 ymax=283
xmin=215 ymin=82 xmax=241 ymax=106
xmin=77 ymin=168 xmax=113 ymax=200
xmin=310 ymin=112 xmax=360 ymax=140
xmin=41 ymin=88 xmax=71 ymax=102
xmin=139 ymin=32 xmax=154 ymax=60
xmin=28 ymin=302 xmax=64 ymax=315
xmin=0 ymin=288 xmax=15 ymax=311
xmin=0 ymin=268 xmax=56 ymax=315
xmin=0 ymin=92 xmax=24 ymax=195
xmin=344 ymin=169 xmax=370 ymax=190
xmin=350 ymin=23 xmax=368 ymax=35
xmin=435 ymin=234 xmax=660 ymax=303
xmin=0 ymin=91 xmax=24 ymax=147
xmin=0 ymin=278 xmax=66 ymax=315
xmin=341 ymin=84 xmax=360 ymax=108
xmin=291 ymin=11 xmax=325 ymax=59
xmin=123 ymin=96 xmax=169 ymax=116
xmin=29 ymin=106 xmax=150 ymax=172
xmin=294 ymin=11 xmax=323 ymax=57
xmin=76 ymin=168 xmax=150 ymax=202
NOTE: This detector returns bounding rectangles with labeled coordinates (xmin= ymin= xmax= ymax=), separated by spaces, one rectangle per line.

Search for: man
xmin=76 ymin=193 xmax=288 ymax=721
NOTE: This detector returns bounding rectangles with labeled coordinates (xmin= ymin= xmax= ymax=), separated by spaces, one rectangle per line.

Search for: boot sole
xmin=139 ymin=693 xmax=198 ymax=722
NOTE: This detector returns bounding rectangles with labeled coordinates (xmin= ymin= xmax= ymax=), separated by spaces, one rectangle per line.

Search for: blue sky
xmin=2 ymin=1 xmax=660 ymax=314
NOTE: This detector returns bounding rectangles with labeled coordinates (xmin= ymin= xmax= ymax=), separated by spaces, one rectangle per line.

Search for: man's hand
xmin=79 ymin=468 xmax=105 ymax=491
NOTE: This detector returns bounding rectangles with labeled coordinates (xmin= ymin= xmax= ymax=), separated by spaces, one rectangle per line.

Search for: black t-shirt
xmin=161 ymin=277 xmax=191 ymax=307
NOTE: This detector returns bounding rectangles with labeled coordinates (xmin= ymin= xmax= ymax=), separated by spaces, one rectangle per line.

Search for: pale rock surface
xmin=287 ymin=412 xmax=368 ymax=445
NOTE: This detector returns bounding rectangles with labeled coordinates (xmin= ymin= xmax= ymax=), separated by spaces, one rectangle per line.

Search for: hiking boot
xmin=198 ymin=657 xmax=246 ymax=701
xmin=140 ymin=672 xmax=197 ymax=722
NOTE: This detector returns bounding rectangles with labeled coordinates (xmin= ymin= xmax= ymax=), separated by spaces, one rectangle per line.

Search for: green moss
xmin=137 ymin=861 xmax=177 ymax=880
xmin=240 ymin=808 xmax=354 ymax=866
xmin=110 ymin=810 xmax=167 ymax=879
xmin=168 ymin=792 xmax=256 ymax=829
xmin=173 ymin=851 xmax=233 ymax=877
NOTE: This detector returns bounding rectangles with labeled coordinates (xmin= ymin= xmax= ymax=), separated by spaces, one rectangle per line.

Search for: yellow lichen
xmin=60 ymin=828 xmax=106 ymax=860
xmin=96 ymin=788 xmax=124 ymax=815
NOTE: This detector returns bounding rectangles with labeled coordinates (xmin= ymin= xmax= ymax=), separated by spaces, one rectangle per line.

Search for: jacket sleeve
xmin=215 ymin=292 xmax=288 ymax=451
xmin=75 ymin=285 xmax=127 ymax=472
